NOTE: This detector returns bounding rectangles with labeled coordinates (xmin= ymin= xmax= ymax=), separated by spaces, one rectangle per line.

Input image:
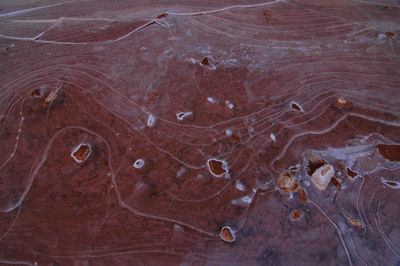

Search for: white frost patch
xmin=235 ymin=180 xmax=246 ymax=191
xmin=242 ymin=196 xmax=252 ymax=203
xmin=176 ymin=111 xmax=192 ymax=120
xmin=147 ymin=114 xmax=155 ymax=126
xmin=226 ymin=100 xmax=234 ymax=109
xmin=207 ymin=97 xmax=216 ymax=103
xmin=321 ymin=145 xmax=374 ymax=168
xmin=270 ymin=133 xmax=276 ymax=141
xmin=226 ymin=129 xmax=232 ymax=136
xmin=133 ymin=159 xmax=145 ymax=169
xmin=196 ymin=174 xmax=205 ymax=179
xmin=378 ymin=34 xmax=387 ymax=39
xmin=174 ymin=224 xmax=182 ymax=230
xmin=231 ymin=195 xmax=253 ymax=207
xmin=177 ymin=167 xmax=186 ymax=177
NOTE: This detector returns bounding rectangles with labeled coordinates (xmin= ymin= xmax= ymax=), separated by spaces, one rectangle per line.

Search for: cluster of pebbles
xmin=277 ymin=154 xmax=335 ymax=194
xmin=276 ymin=153 xmax=337 ymax=223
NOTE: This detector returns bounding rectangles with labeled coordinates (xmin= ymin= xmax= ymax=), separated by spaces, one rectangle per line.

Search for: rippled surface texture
xmin=1 ymin=0 xmax=400 ymax=265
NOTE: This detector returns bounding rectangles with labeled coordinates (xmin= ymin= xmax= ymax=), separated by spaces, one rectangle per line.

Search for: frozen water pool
xmin=1 ymin=0 xmax=400 ymax=265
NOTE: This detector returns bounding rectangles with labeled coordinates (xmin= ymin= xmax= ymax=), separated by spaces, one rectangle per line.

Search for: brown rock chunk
xmin=290 ymin=210 xmax=303 ymax=220
xmin=377 ymin=144 xmax=400 ymax=162
xmin=71 ymin=143 xmax=91 ymax=163
xmin=346 ymin=216 xmax=364 ymax=229
xmin=208 ymin=159 xmax=228 ymax=177
xmin=277 ymin=170 xmax=300 ymax=192
xmin=220 ymin=227 xmax=234 ymax=242
xmin=299 ymin=188 xmax=308 ymax=203
xmin=347 ymin=168 xmax=358 ymax=180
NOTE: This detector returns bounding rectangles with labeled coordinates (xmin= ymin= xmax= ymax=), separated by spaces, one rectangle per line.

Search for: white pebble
xmin=311 ymin=164 xmax=334 ymax=191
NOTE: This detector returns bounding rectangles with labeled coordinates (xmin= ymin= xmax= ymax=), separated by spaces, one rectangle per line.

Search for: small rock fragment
xmin=332 ymin=97 xmax=350 ymax=108
xmin=208 ymin=159 xmax=228 ymax=177
xmin=347 ymin=168 xmax=358 ymax=180
xmin=220 ymin=227 xmax=234 ymax=242
xmin=290 ymin=210 xmax=303 ymax=220
xmin=299 ymin=188 xmax=308 ymax=203
xmin=277 ymin=170 xmax=300 ymax=193
xmin=43 ymin=92 xmax=57 ymax=107
xmin=330 ymin=176 xmax=342 ymax=188
xmin=346 ymin=216 xmax=364 ymax=229
xmin=71 ymin=143 xmax=91 ymax=163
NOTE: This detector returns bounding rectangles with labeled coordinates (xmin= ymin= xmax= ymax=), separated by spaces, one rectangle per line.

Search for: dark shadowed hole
xmin=201 ymin=57 xmax=210 ymax=66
